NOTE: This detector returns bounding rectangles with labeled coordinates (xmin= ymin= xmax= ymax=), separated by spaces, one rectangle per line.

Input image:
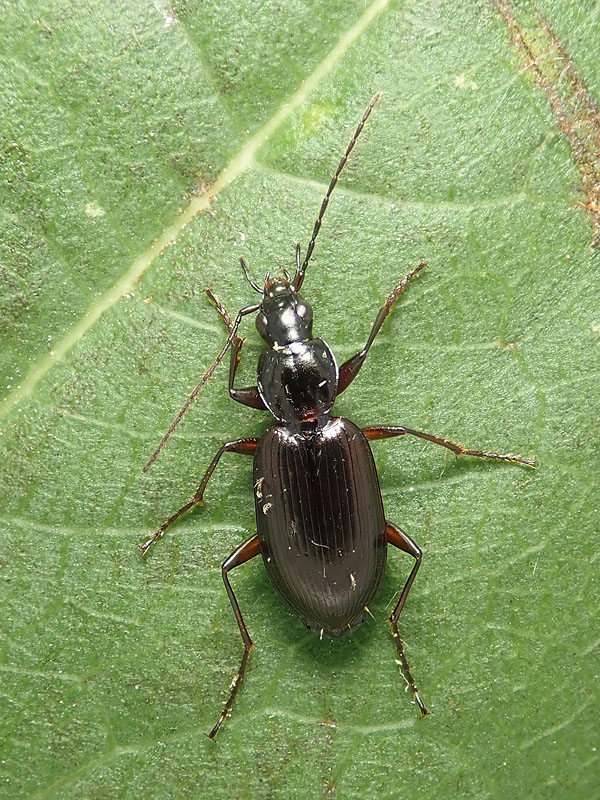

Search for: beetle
xmin=140 ymin=94 xmax=536 ymax=738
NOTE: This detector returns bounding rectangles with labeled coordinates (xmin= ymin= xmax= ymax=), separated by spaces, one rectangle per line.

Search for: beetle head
xmin=256 ymin=277 xmax=314 ymax=346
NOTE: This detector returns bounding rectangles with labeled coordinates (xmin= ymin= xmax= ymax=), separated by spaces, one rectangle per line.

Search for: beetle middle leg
xmin=363 ymin=425 xmax=536 ymax=467
xmin=337 ymin=260 xmax=426 ymax=394
xmin=139 ymin=438 xmax=258 ymax=554
xmin=207 ymin=533 xmax=261 ymax=740
xmin=385 ymin=521 xmax=428 ymax=717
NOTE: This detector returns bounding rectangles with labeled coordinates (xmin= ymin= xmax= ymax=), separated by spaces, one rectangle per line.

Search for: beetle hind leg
xmin=386 ymin=521 xmax=429 ymax=717
xmin=207 ymin=534 xmax=261 ymax=740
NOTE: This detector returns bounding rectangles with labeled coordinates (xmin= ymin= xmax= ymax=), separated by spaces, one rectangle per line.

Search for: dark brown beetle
xmin=140 ymin=95 xmax=536 ymax=738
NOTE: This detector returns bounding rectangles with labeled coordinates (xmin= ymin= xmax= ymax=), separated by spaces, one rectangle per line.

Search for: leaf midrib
xmin=0 ymin=0 xmax=390 ymax=423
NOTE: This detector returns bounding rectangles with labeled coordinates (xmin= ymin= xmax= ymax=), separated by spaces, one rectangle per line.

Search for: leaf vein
xmin=0 ymin=0 xmax=390 ymax=423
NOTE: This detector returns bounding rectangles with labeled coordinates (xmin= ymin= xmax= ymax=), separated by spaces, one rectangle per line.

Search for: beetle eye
xmin=256 ymin=312 xmax=268 ymax=338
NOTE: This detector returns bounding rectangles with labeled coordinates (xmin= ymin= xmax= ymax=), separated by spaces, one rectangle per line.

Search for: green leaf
xmin=1 ymin=1 xmax=598 ymax=798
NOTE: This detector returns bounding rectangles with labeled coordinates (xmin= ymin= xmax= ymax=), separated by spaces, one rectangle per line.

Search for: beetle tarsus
xmin=389 ymin=617 xmax=429 ymax=717
xmin=206 ymin=643 xmax=254 ymax=740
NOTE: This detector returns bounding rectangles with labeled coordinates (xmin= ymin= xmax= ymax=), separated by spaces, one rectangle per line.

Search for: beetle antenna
xmin=294 ymin=93 xmax=381 ymax=291
xmin=295 ymin=242 xmax=301 ymax=273
xmin=142 ymin=299 xmax=260 ymax=472
xmin=240 ymin=256 xmax=262 ymax=294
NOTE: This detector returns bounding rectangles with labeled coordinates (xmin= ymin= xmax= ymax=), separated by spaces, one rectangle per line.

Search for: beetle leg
xmin=362 ymin=425 xmax=536 ymax=468
xmin=207 ymin=534 xmax=261 ymax=740
xmin=205 ymin=288 xmax=267 ymax=410
xmin=139 ymin=438 xmax=258 ymax=554
xmin=386 ymin=521 xmax=428 ymax=717
xmin=337 ymin=261 xmax=426 ymax=395
xmin=228 ymin=335 xmax=267 ymax=410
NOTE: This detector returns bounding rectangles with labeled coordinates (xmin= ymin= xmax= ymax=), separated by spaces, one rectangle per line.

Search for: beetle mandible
xmin=140 ymin=94 xmax=536 ymax=739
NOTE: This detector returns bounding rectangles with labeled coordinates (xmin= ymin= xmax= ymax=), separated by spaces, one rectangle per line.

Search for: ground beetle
xmin=140 ymin=95 xmax=536 ymax=738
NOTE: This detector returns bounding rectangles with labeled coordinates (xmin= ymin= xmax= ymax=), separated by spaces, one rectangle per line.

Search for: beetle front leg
xmin=207 ymin=533 xmax=261 ymax=740
xmin=337 ymin=261 xmax=426 ymax=395
xmin=363 ymin=425 xmax=536 ymax=468
xmin=205 ymin=289 xmax=266 ymax=410
xmin=228 ymin=335 xmax=267 ymax=410
xmin=386 ymin=521 xmax=428 ymax=717
xmin=139 ymin=438 xmax=258 ymax=554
